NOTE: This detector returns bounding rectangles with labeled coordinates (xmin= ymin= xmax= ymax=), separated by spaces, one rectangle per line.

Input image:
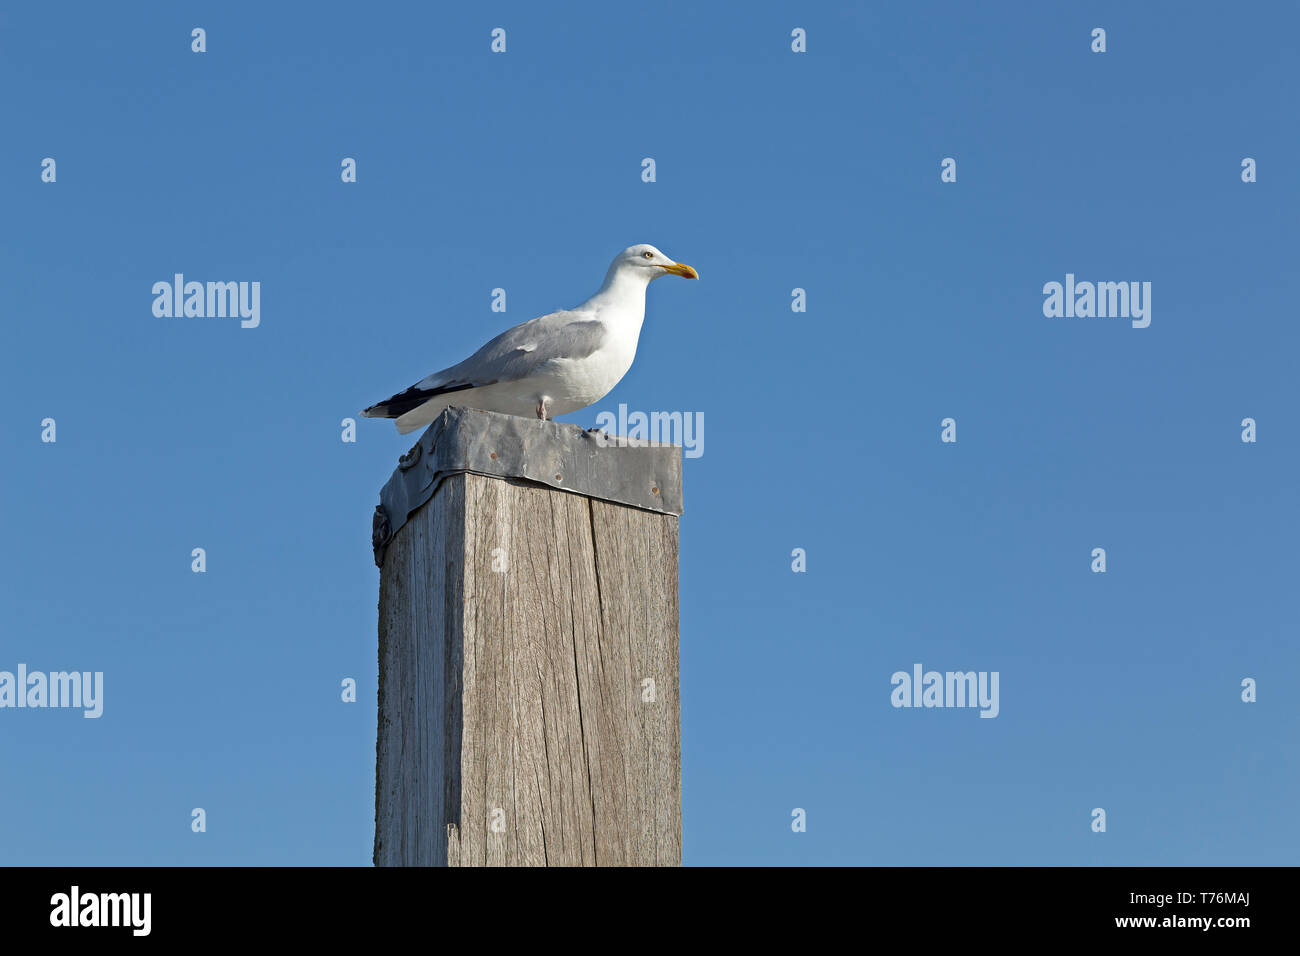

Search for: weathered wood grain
xmin=375 ymin=473 xmax=680 ymax=866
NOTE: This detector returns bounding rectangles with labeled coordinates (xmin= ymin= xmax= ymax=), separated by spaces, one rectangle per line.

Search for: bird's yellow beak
xmin=660 ymin=261 xmax=699 ymax=279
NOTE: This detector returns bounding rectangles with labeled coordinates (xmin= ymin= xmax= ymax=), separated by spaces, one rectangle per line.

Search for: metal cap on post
xmin=373 ymin=406 xmax=683 ymax=866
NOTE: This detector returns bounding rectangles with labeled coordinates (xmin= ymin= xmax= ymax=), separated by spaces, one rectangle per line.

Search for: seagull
xmin=361 ymin=244 xmax=698 ymax=434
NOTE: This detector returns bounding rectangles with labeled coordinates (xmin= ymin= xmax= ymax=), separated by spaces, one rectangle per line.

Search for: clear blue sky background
xmin=2 ymin=1 xmax=1296 ymax=865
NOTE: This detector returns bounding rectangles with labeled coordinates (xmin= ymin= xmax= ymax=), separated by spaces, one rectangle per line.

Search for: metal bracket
xmin=371 ymin=406 xmax=684 ymax=569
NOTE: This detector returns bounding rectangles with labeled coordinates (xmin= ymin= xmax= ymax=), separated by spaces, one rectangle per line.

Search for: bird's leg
xmin=535 ymin=397 xmax=550 ymax=421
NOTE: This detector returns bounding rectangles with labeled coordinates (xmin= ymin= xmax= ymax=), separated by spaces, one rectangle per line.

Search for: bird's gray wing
xmin=363 ymin=311 xmax=606 ymax=418
xmin=419 ymin=311 xmax=606 ymax=389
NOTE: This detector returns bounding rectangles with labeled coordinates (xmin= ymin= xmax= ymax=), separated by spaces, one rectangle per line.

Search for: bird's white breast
xmin=541 ymin=300 xmax=644 ymax=414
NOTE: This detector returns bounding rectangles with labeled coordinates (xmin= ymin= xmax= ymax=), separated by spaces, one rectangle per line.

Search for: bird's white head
xmin=608 ymin=244 xmax=699 ymax=284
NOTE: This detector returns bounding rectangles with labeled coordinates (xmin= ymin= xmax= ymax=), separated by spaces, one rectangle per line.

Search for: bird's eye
xmin=642 ymin=251 xmax=653 ymax=259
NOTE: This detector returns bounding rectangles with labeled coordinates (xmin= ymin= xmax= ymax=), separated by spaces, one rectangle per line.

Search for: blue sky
xmin=2 ymin=1 xmax=1296 ymax=865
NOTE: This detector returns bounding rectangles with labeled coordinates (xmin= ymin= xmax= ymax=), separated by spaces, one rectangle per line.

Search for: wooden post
xmin=371 ymin=407 xmax=682 ymax=866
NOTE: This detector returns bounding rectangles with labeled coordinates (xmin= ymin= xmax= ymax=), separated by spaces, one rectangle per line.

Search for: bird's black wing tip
xmin=365 ymin=381 xmax=483 ymax=419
